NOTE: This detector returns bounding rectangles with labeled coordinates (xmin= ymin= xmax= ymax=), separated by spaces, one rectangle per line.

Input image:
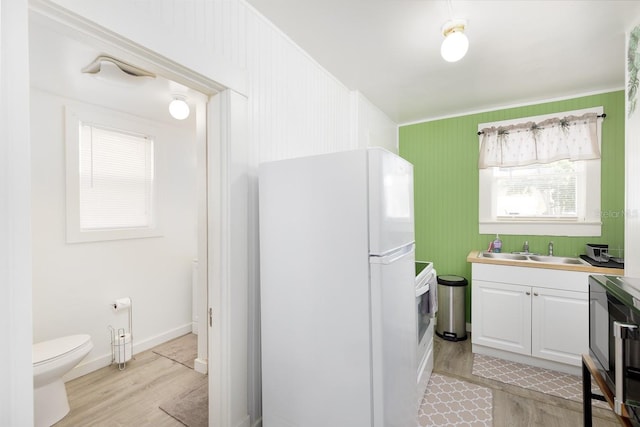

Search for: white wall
xmin=352 ymin=90 xmax=399 ymax=153
xmin=247 ymin=9 xmax=354 ymax=162
xmin=45 ymin=0 xmax=396 ymax=159
xmin=0 ymin=0 xmax=33 ymax=425
xmin=30 ymin=88 xmax=198 ymax=376
xmin=626 ymin=23 xmax=640 ymax=277
xmin=47 ymin=0 xmax=248 ymax=96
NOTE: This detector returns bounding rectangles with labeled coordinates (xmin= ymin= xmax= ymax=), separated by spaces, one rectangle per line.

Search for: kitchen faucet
xmin=548 ymin=241 xmax=554 ymax=256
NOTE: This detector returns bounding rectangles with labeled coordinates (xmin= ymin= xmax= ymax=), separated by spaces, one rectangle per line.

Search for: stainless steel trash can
xmin=436 ymin=275 xmax=468 ymax=341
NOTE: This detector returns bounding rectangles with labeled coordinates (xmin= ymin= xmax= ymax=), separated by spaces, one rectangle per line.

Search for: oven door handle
xmin=613 ymin=321 xmax=639 ymax=415
xmin=416 ymin=281 xmax=430 ymax=297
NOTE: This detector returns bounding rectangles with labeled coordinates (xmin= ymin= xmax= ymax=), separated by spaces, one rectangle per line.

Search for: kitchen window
xmin=65 ymin=104 xmax=162 ymax=243
xmin=478 ymin=107 xmax=603 ymax=236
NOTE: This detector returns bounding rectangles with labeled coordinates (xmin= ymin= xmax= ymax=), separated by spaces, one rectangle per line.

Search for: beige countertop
xmin=467 ymin=250 xmax=624 ymax=275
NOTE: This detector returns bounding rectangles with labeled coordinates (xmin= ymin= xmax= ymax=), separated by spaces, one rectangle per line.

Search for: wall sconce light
xmin=441 ymin=18 xmax=469 ymax=62
xmin=169 ymin=96 xmax=190 ymax=120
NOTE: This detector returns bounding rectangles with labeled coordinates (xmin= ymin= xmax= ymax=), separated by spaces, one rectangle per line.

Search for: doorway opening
xmin=28 ymin=4 xmax=227 ymax=425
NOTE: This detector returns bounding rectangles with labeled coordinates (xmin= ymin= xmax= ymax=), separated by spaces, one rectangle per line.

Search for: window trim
xmin=65 ymin=104 xmax=163 ymax=243
xmin=478 ymin=106 xmax=603 ymax=237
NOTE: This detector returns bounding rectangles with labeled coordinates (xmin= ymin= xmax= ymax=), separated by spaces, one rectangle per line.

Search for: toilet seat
xmin=33 ymin=334 xmax=92 ymax=367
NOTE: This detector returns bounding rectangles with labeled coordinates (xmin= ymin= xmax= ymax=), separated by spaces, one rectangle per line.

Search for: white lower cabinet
xmin=531 ymin=287 xmax=588 ymax=365
xmin=471 ymin=263 xmax=589 ymax=370
xmin=472 ymin=281 xmax=532 ymax=355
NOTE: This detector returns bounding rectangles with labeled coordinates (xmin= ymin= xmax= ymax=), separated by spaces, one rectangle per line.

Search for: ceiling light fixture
xmin=440 ymin=18 xmax=469 ymax=62
xmin=169 ymin=96 xmax=190 ymax=120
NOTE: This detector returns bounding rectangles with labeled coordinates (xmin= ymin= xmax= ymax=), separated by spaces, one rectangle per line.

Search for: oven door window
xmin=417 ymin=289 xmax=431 ymax=345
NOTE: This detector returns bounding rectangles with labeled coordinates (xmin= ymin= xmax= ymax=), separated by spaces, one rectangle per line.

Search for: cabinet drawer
xmin=472 ymin=263 xmax=590 ymax=292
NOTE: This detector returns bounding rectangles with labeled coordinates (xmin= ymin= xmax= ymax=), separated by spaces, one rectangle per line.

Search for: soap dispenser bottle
xmin=493 ymin=234 xmax=502 ymax=253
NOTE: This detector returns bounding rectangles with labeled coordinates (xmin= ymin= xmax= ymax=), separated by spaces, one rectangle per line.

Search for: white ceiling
xmin=245 ymin=0 xmax=640 ymax=124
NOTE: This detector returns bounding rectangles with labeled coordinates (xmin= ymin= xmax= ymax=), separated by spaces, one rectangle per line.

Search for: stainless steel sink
xmin=478 ymin=251 xmax=587 ymax=265
xmin=528 ymin=255 xmax=587 ymax=265
xmin=480 ymin=252 xmax=528 ymax=260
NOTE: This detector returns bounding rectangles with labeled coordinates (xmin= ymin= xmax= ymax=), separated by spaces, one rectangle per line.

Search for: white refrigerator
xmin=259 ymin=148 xmax=417 ymax=427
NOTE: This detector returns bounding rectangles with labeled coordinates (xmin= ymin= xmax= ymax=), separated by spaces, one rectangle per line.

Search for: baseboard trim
xmin=64 ymin=323 xmax=194 ymax=382
xmin=194 ymin=357 xmax=208 ymax=374
xmin=472 ymin=344 xmax=581 ymax=376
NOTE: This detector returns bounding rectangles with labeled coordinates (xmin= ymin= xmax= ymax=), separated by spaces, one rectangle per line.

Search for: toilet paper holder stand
xmin=109 ymin=297 xmax=133 ymax=370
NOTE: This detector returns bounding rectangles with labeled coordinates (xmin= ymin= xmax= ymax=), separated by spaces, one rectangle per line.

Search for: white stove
xmin=415 ymin=261 xmax=436 ymax=401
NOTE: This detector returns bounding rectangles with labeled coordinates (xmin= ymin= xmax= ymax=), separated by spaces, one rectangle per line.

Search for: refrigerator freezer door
xmin=370 ymin=244 xmax=418 ymax=426
xmin=368 ymin=148 xmax=415 ymax=256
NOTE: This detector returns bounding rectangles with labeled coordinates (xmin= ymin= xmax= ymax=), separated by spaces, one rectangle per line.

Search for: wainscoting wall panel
xmin=352 ymin=90 xmax=399 ymax=153
xmin=247 ymin=9 xmax=354 ymax=162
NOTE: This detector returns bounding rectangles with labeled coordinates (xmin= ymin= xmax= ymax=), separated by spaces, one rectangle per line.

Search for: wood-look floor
xmin=432 ymin=335 xmax=619 ymax=427
xmin=55 ymin=337 xmax=206 ymax=426
xmin=57 ymin=333 xmax=620 ymax=426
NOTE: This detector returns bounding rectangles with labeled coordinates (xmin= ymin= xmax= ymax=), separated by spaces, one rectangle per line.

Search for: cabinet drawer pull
xmin=533 ymin=292 xmax=538 ymax=296
xmin=526 ymin=291 xmax=531 ymax=295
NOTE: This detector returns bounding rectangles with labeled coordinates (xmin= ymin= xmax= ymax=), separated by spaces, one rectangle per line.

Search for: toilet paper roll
xmin=112 ymin=297 xmax=132 ymax=312
xmin=113 ymin=332 xmax=132 ymax=363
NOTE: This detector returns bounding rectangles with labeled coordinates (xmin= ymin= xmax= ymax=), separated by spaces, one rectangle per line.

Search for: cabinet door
xmin=531 ymin=287 xmax=588 ymax=366
xmin=472 ymin=280 xmax=531 ymax=355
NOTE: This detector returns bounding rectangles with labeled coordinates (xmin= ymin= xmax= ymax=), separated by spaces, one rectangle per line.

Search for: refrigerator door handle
xmin=370 ymin=244 xmax=415 ymax=264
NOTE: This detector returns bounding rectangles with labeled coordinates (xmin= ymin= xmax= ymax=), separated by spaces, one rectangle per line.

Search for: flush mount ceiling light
xmin=169 ymin=96 xmax=190 ymax=120
xmin=441 ymin=18 xmax=469 ymax=62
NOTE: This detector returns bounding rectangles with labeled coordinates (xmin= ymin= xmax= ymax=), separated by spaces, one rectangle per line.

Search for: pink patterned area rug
xmin=418 ymin=373 xmax=492 ymax=426
xmin=472 ymin=353 xmax=609 ymax=409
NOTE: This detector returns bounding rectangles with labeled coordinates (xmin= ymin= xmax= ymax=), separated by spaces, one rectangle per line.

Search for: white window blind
xmin=493 ymin=160 xmax=580 ymax=219
xmin=79 ymin=125 xmax=154 ymax=230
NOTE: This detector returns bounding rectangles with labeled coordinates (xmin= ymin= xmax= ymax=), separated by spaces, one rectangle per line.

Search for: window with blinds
xmin=478 ymin=106 xmax=602 ymax=237
xmin=65 ymin=104 xmax=162 ymax=243
xmin=493 ymin=160 xmax=579 ymax=219
xmin=79 ymin=125 xmax=154 ymax=230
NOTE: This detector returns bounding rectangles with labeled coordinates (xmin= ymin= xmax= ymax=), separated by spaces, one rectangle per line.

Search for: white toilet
xmin=33 ymin=334 xmax=93 ymax=427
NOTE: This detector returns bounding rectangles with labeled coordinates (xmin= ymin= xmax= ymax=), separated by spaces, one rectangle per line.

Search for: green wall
xmin=399 ymin=91 xmax=625 ymax=321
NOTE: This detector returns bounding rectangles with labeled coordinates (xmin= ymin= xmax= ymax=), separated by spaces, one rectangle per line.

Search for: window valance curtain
xmin=478 ymin=112 xmax=601 ymax=169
